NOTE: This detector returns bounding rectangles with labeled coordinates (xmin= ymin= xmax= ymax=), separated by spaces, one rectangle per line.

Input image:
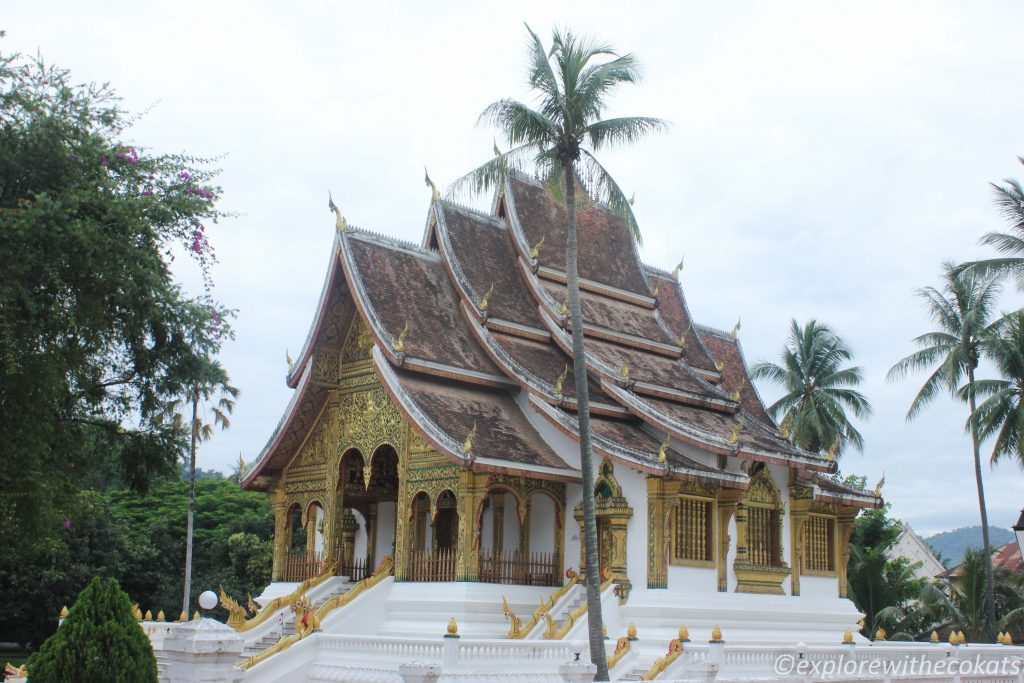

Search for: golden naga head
xmin=462 ymin=422 xmax=477 ymax=455
xmin=553 ymin=364 xmax=569 ymax=397
xmin=392 ymin=322 xmax=409 ymax=354
xmin=529 ymin=235 xmax=546 ymax=260
xmin=657 ymin=434 xmax=670 ymax=463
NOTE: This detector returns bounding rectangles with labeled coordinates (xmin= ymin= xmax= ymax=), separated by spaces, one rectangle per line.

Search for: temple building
xmin=240 ymin=172 xmax=882 ymax=651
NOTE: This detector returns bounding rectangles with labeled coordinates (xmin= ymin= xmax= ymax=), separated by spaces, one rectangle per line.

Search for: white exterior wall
xmin=503 ymin=493 xmax=521 ymax=551
xmin=528 ymin=492 xmax=557 ymax=555
xmin=480 ymin=502 xmax=494 ymax=552
xmin=618 ymin=464 xmax=648 ymax=591
xmin=564 ymin=482 xmax=582 ymax=571
xmin=667 ymin=565 xmax=718 ymax=593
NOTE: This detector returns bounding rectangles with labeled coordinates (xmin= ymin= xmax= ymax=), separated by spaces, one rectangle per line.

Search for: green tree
xmin=452 ymin=26 xmax=665 ymax=679
xmin=751 ymin=319 xmax=872 ymax=455
xmin=0 ymin=52 xmax=232 ymax=559
xmin=887 ymin=262 xmax=1002 ymax=640
xmin=27 ymin=576 xmax=157 ymax=683
xmin=970 ymin=311 xmax=1024 ymax=465
xmin=958 ymin=158 xmax=1024 ymax=289
xmin=160 ymin=360 xmax=238 ymax=617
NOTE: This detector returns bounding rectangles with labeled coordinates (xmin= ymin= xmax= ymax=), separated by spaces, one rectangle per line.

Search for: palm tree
xmin=958 ymin=159 xmax=1024 ymax=289
xmin=164 ymin=359 xmax=238 ymax=617
xmin=970 ymin=311 xmax=1024 ymax=466
xmin=750 ymin=319 xmax=871 ymax=456
xmin=450 ymin=25 xmax=665 ymax=679
xmin=850 ymin=546 xmax=925 ymax=639
xmin=887 ymin=262 xmax=1001 ymax=640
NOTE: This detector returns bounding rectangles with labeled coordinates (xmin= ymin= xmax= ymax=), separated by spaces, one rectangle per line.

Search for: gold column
xmin=456 ymin=470 xmax=482 ymax=581
xmin=271 ymin=489 xmax=288 ymax=581
xmin=305 ymin=506 xmax=319 ymax=559
xmin=518 ymin=497 xmax=531 ymax=556
xmin=716 ymin=489 xmax=742 ymax=592
xmin=646 ymin=477 xmax=667 ymax=589
xmin=339 ymin=508 xmax=358 ymax=569
xmin=837 ymin=507 xmax=858 ymax=598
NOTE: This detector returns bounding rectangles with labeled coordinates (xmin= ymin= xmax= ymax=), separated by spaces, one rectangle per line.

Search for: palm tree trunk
xmin=182 ymin=393 xmax=199 ymax=617
xmin=564 ymin=169 xmax=609 ymax=680
xmin=967 ymin=365 xmax=997 ymax=640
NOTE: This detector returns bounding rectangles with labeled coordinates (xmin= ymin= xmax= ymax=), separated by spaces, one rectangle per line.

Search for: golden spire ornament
xmin=328 ymin=191 xmax=347 ymax=231
xmin=392 ymin=322 xmax=409 ymax=354
xmin=553 ymin=364 xmax=569 ymax=397
xmin=874 ymin=472 xmax=885 ymax=496
xmin=286 ymin=350 xmax=295 ymax=374
xmin=478 ymin=283 xmax=495 ymax=313
xmin=842 ymin=628 xmax=853 ymax=644
xmin=731 ymin=317 xmax=741 ymax=339
xmin=657 ymin=434 xmax=670 ymax=463
xmin=558 ymin=299 xmax=569 ymax=318
xmin=529 ymin=235 xmax=545 ymax=260
xmin=424 ymin=167 xmax=441 ymax=201
xmin=462 ymin=422 xmax=477 ymax=454
xmin=670 ymin=257 xmax=684 ymax=280
xmin=628 ymin=191 xmax=636 ymax=206
xmin=619 ymin=360 xmax=630 ymax=379
xmin=726 ymin=418 xmax=744 ymax=446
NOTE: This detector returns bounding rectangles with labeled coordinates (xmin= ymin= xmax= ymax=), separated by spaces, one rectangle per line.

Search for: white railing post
xmin=559 ymin=641 xmax=595 ymax=683
xmin=398 ymin=661 xmax=441 ymax=683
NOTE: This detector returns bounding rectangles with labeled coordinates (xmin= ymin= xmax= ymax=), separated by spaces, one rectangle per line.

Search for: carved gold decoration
xmin=779 ymin=414 xmax=792 ymax=440
xmin=657 ymin=434 xmax=670 ymax=463
xmin=650 ymin=281 xmax=659 ymax=298
xmin=731 ymin=318 xmax=741 ymax=339
xmin=234 ymin=559 xmax=338 ymax=632
xmin=543 ymin=575 xmax=616 ymax=640
xmin=627 ymin=622 xmax=638 ymax=640
xmin=447 ymin=617 xmax=459 ymax=636
xmin=726 ymin=418 xmax=744 ymax=446
xmin=670 ymin=257 xmax=684 ymax=280
xmin=930 ymin=630 xmax=939 ymax=642
xmin=4 ymin=664 xmax=26 ymax=679
xmin=144 ymin=610 xmax=152 ymax=621
xmin=730 ymin=388 xmax=740 ymax=402
xmin=629 ymin=191 xmax=636 ymax=206
xmin=178 ymin=611 xmax=187 ymax=622
xmin=220 ymin=586 xmax=248 ymax=628
xmin=618 ymin=361 xmax=630 ymax=379
xmin=529 ymin=235 xmax=546 ymax=260
xmin=679 ymin=625 xmax=690 ymax=641
xmin=714 ymin=360 xmax=725 ymax=372
xmin=843 ymin=628 xmax=853 ymax=644
xmin=874 ymin=472 xmax=885 ymax=496
xmin=156 ymin=610 xmax=165 ymax=622
xmin=392 ymin=322 xmax=409 ymax=354
xmin=502 ymin=596 xmax=524 ymax=638
xmin=558 ymin=299 xmax=569 ymax=317
xmin=328 ymin=192 xmax=347 ymax=231
xmin=640 ymin=639 xmax=683 ymax=680
xmin=424 ymin=167 xmax=440 ymax=201
xmin=607 ymin=636 xmax=631 ymax=669
xmin=478 ymin=283 xmax=495 ymax=313
xmin=875 ymin=627 xmax=886 ymax=641
xmin=710 ymin=625 xmax=723 ymax=642
xmin=59 ymin=606 xmax=68 ymax=618
xmin=192 ymin=610 xmax=200 ymax=621
xmin=553 ymin=364 xmax=569 ymax=397
xmin=462 ymin=422 xmax=477 ymax=454
xmin=132 ymin=604 xmax=142 ymax=621
xmin=286 ymin=350 xmax=295 ymax=374
xmin=676 ymin=333 xmax=686 ymax=348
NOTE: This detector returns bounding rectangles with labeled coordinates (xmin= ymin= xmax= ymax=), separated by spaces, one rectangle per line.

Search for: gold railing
xmin=238 ymin=556 xmax=394 ymax=671
xmin=504 ymin=573 xmax=580 ymax=639
xmin=543 ymin=574 xmax=615 ymax=640
xmin=640 ymin=639 xmax=684 ymax=680
xmin=607 ymin=636 xmax=632 ymax=669
xmin=233 ymin=558 xmax=337 ymax=633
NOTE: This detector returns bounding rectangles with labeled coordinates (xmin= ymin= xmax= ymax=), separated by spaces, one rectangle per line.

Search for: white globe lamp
xmin=198 ymin=590 xmax=218 ymax=611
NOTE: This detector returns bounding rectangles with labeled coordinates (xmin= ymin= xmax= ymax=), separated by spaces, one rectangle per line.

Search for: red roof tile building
xmin=242 ymin=173 xmax=881 ymax=606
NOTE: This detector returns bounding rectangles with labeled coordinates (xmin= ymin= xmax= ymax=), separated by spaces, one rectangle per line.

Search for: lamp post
xmin=1014 ymin=509 xmax=1024 ymax=555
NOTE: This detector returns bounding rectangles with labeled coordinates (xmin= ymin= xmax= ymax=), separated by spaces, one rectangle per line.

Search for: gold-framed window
xmin=803 ymin=514 xmax=836 ymax=574
xmin=671 ymin=496 xmax=714 ymax=565
xmin=747 ymin=504 xmax=782 ymax=567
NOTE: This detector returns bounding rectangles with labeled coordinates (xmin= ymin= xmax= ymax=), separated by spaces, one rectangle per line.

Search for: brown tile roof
xmin=343 ymin=232 xmax=502 ymax=377
xmin=648 ymin=270 xmax=719 ymax=374
xmin=798 ymin=473 xmax=883 ymax=508
xmin=508 ymin=176 xmax=652 ymax=296
xmin=388 ymin=366 xmax=571 ymax=472
xmin=487 ymin=331 xmax=599 ymax=400
xmin=439 ymin=204 xmax=542 ymax=329
xmin=540 ymin=281 xmax=671 ymax=343
xmin=697 ymin=326 xmax=775 ymax=426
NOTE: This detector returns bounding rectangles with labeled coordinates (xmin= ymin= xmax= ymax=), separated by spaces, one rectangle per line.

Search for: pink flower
xmin=179 ymin=171 xmax=190 ymax=181
xmin=63 ymin=519 xmax=72 ymax=529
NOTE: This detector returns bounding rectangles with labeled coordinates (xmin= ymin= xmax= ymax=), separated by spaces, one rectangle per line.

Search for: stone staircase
xmin=239 ymin=580 xmax=355 ymax=661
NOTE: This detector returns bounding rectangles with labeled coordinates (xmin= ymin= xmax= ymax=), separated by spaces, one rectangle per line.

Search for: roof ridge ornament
xmin=670 ymin=257 xmax=684 ymax=280
xmin=628 ymin=191 xmax=636 ymax=206
xmin=726 ymin=417 xmax=744 ymax=446
xmin=779 ymin=414 xmax=792 ymax=440
xmin=529 ymin=235 xmax=546 ymax=260
xmin=730 ymin=388 xmax=741 ymax=402
xmin=553 ymin=364 xmax=569 ymax=398
xmin=826 ymin=437 xmax=839 ymax=462
xmin=657 ymin=433 xmax=670 ymax=463
xmin=392 ymin=322 xmax=409 ymax=354
xmin=874 ymin=472 xmax=885 ymax=496
xmin=286 ymin=350 xmax=295 ymax=374
xmin=731 ymin=317 xmax=741 ymax=339
xmin=424 ymin=167 xmax=441 ymax=202
xmin=328 ymin=192 xmax=347 ymax=231
xmin=558 ymin=299 xmax=569 ymax=319
xmin=478 ymin=283 xmax=495 ymax=313
xmin=714 ymin=360 xmax=725 ymax=372
xmin=618 ymin=360 xmax=630 ymax=379
xmin=462 ymin=422 xmax=477 ymax=454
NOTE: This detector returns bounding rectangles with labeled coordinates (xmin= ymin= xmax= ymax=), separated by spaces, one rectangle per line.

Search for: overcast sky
xmin=8 ymin=1 xmax=1024 ymax=537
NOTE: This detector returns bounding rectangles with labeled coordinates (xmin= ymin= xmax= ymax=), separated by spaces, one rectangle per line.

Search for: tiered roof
xmin=242 ymin=173 xmax=881 ymax=509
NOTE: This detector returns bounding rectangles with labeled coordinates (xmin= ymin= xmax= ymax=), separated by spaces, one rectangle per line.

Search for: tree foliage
xmin=27 ymin=576 xmax=157 ymax=683
xmin=0 ymin=52 xmax=231 ymax=557
xmin=751 ymin=319 xmax=872 ymax=455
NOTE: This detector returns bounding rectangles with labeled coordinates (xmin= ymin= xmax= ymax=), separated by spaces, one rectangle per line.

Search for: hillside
xmin=924 ymin=525 xmax=1014 ymax=567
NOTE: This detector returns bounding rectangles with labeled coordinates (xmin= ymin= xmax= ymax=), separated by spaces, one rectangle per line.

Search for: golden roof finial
xmin=629 ymin=191 xmax=636 ymax=206
xmin=874 ymin=472 xmax=885 ymax=496
xmin=558 ymin=299 xmax=569 ymax=318
xmin=826 ymin=437 xmax=840 ymax=462
xmin=710 ymin=625 xmax=723 ymax=642
xmin=178 ymin=610 xmax=187 ymax=622
xmin=144 ymin=610 xmax=153 ymax=621
xmin=237 ymin=454 xmax=248 ymax=477
xmin=670 ymin=257 xmax=684 ymax=280
xmin=650 ymin=280 xmax=659 ymax=298
xmin=478 ymin=283 xmax=495 ymax=313
xmin=619 ymin=360 xmax=630 ymax=379
xmin=677 ymin=332 xmax=687 ymax=348
xmin=731 ymin=317 xmax=741 ymax=339
xmin=726 ymin=418 xmax=744 ymax=446
xmin=462 ymin=422 xmax=477 ymax=454
xmin=392 ymin=322 xmax=409 ymax=354
xmin=929 ymin=630 xmax=939 ymax=642
xmin=657 ymin=434 xmax=670 ymax=463
xmin=554 ymin=364 xmax=569 ymax=397
xmin=842 ymin=628 xmax=853 ymax=644
xmin=328 ymin=191 xmax=347 ymax=231
xmin=157 ymin=610 xmax=166 ymax=622
xmin=447 ymin=617 xmax=459 ymax=636
xmin=192 ymin=610 xmax=201 ymax=621
xmin=714 ymin=360 xmax=725 ymax=372
xmin=678 ymin=625 xmax=690 ymax=641
xmin=529 ymin=235 xmax=545 ymax=260
xmin=779 ymin=414 xmax=792 ymax=440
xmin=958 ymin=630 xmax=966 ymax=644
xmin=286 ymin=350 xmax=295 ymax=374
xmin=424 ymin=167 xmax=440 ymax=201
xmin=730 ymin=388 xmax=741 ymax=402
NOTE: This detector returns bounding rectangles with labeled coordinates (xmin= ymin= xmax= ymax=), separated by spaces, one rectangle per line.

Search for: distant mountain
xmin=924 ymin=526 xmax=1014 ymax=567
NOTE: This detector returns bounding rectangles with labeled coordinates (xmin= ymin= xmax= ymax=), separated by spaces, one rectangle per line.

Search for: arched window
xmin=744 ymin=468 xmax=783 ymax=568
